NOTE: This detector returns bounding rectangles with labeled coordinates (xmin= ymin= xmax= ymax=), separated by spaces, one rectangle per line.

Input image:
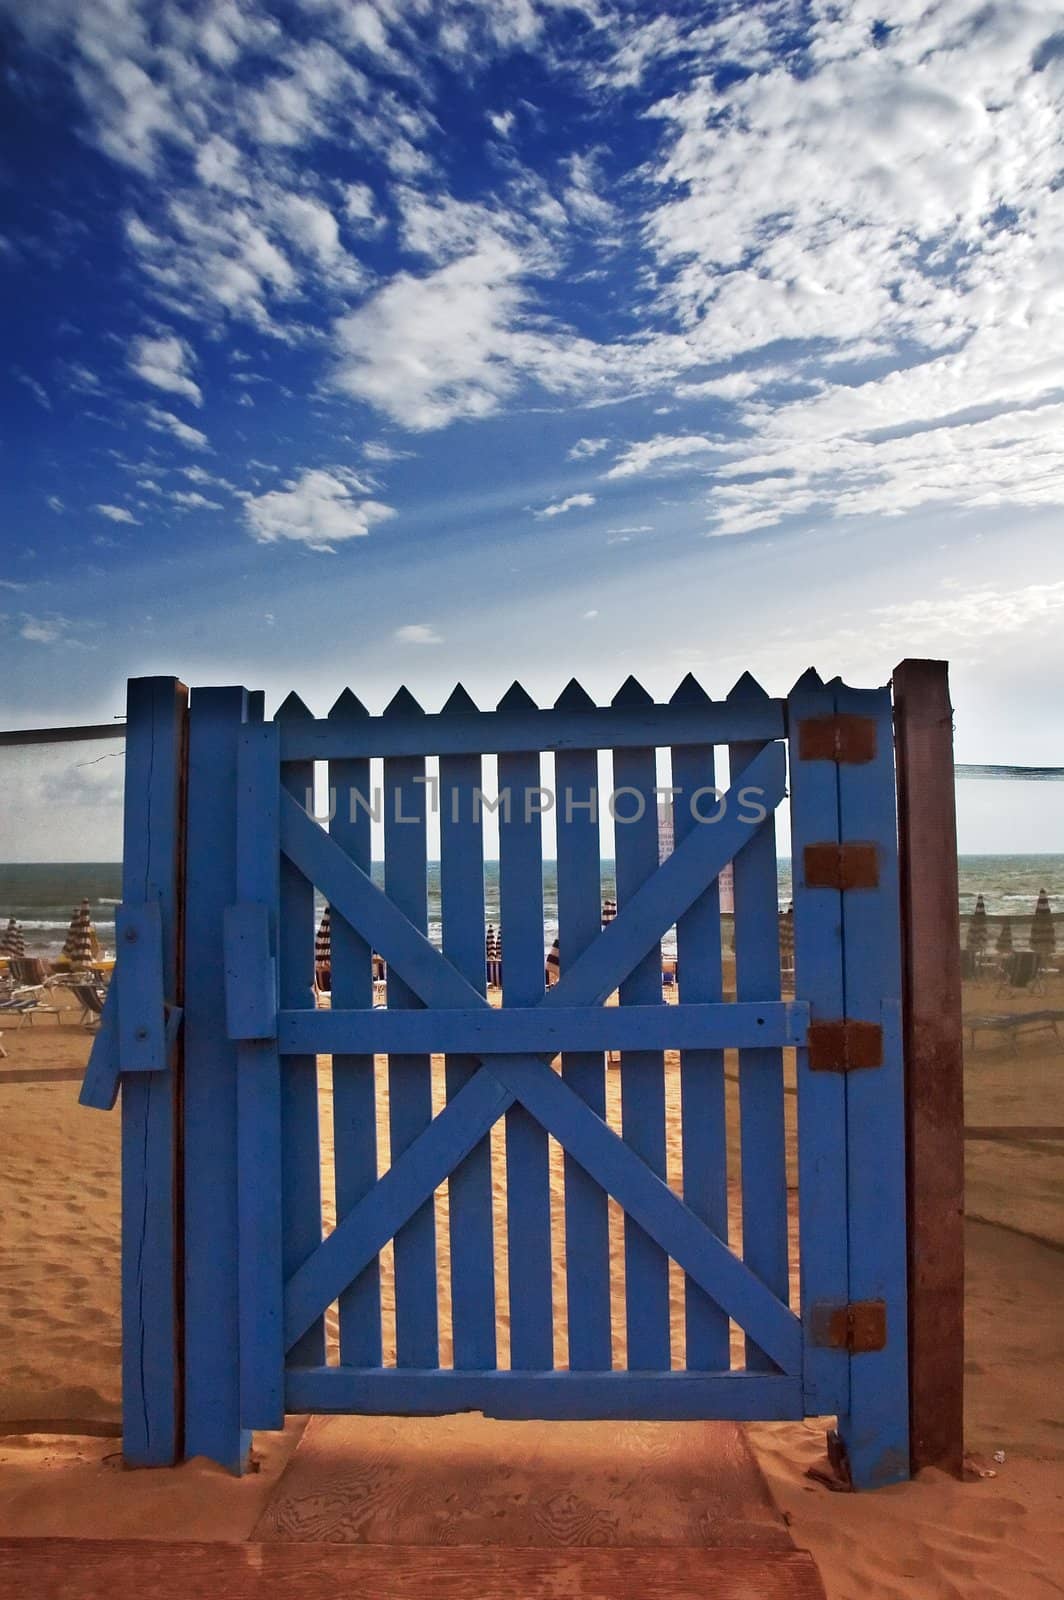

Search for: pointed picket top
xmin=328 ymin=687 xmax=369 ymax=720
xmin=497 ymin=680 xmax=538 ymax=712
xmin=554 ymin=677 xmax=596 ymax=712
xmin=383 ymin=684 xmax=425 ymax=718
xmin=611 ymin=674 xmax=654 ymax=709
xmin=725 ymin=670 xmax=772 ymax=706
xmin=441 ymin=682 xmax=479 ymax=716
xmin=668 ymin=671 xmax=712 ymax=707
xmin=276 ymin=690 xmax=314 ymax=720
xmin=788 ymin=667 xmax=825 ymax=695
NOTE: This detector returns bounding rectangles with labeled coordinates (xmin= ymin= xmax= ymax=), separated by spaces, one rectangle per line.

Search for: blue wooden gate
xmin=82 ymin=670 xmax=909 ymax=1490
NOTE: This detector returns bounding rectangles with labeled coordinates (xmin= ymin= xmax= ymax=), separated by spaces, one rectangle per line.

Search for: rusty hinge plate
xmin=807 ymin=1019 xmax=883 ymax=1072
xmin=797 ymin=714 xmax=877 ymax=764
xmin=811 ymin=1300 xmax=887 ymax=1353
xmin=803 ymin=842 xmax=879 ymax=890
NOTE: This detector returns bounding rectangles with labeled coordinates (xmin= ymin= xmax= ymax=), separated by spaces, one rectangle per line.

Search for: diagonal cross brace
xmin=278 ymin=742 xmax=800 ymax=1372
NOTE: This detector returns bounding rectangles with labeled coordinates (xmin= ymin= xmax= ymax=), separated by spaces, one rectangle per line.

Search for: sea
xmin=3 ymin=856 xmax=1062 ymax=960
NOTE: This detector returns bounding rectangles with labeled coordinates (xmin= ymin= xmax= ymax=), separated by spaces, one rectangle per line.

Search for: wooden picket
xmin=85 ymin=667 xmax=919 ymax=1490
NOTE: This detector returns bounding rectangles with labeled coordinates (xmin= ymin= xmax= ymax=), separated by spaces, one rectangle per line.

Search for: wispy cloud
xmin=128 ymin=330 xmax=202 ymax=405
xmin=244 ymin=467 xmax=395 ymax=552
xmin=534 ymin=492 xmax=596 ymax=518
xmin=605 ymin=436 xmax=723 ymax=479
xmin=144 ymin=405 xmax=210 ymax=451
xmin=567 ymin=437 xmax=610 ymax=460
xmin=13 ymin=369 xmax=52 ymax=410
xmin=395 ymin=623 xmax=442 ymax=645
xmin=94 ymin=503 xmax=140 ymax=524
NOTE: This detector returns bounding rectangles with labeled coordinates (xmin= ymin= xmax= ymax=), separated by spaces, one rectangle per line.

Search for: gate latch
xmin=811 ymin=1300 xmax=887 ymax=1353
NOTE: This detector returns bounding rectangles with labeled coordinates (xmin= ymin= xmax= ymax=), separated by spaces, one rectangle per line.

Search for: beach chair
xmin=70 ymin=983 xmax=105 ymax=1029
xmin=996 ymin=949 xmax=1044 ymax=995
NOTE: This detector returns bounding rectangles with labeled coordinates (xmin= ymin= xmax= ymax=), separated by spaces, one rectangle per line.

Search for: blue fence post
xmin=119 ymin=676 xmax=187 ymax=1466
xmin=836 ymin=682 xmax=910 ymax=1488
xmin=183 ymin=686 xmax=252 ymax=1472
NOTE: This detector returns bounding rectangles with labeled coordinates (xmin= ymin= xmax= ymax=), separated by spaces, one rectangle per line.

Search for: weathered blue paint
xmin=498 ymin=694 xmax=553 ymax=1372
xmin=276 ymin=694 xmax=325 ymax=1371
xmin=613 ymin=679 xmax=670 ymax=1372
xmin=729 ymin=679 xmax=790 ymax=1372
xmin=275 ymin=1001 xmax=809 ymax=1055
xmin=233 ymin=722 xmax=284 ymax=1430
xmin=327 ymin=689 xmax=382 ymax=1368
xmin=835 ymin=684 xmax=910 ymax=1488
xmin=383 ymin=689 xmax=439 ymax=1371
xmin=183 ymin=685 xmax=251 ymax=1473
xmin=670 ymin=674 xmax=729 ymax=1372
xmin=787 ymin=671 xmax=850 ymax=1422
xmin=439 ymin=687 xmax=497 ymax=1372
xmin=285 ymin=1368 xmax=804 ymax=1421
xmin=554 ymin=684 xmax=611 ymax=1372
xmin=96 ymin=673 xmax=912 ymax=1487
xmin=117 ymin=678 xmax=186 ymax=1466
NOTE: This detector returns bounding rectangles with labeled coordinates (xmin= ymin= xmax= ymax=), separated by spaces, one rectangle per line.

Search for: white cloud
xmin=583 ymin=608 xmax=599 ymax=619
xmin=46 ymin=495 xmax=64 ymax=513
xmin=332 ymin=241 xmax=527 ymax=429
xmin=244 ymin=467 xmax=395 ymax=552
xmin=488 ymin=109 xmax=515 ymax=138
xmin=128 ymin=331 xmax=202 ymax=405
xmin=94 ymin=503 xmax=140 ymax=524
xmin=535 ymin=492 xmax=596 ymax=518
xmin=605 ymin=435 xmax=723 ymax=479
xmin=13 ymin=370 xmax=51 ymax=410
xmin=169 ymin=490 xmax=223 ymax=510
xmin=567 ymin=437 xmax=610 ymax=460
xmin=362 ymin=440 xmax=411 ymax=463
xmin=19 ymin=614 xmax=71 ymax=645
xmin=394 ymin=623 xmax=442 ymax=645
xmin=343 ymin=181 xmax=383 ymax=232
xmin=144 ymin=405 xmax=210 ymax=450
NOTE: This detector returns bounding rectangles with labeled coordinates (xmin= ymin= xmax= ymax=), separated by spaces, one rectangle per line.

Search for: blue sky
xmin=1 ymin=0 xmax=1063 ymax=789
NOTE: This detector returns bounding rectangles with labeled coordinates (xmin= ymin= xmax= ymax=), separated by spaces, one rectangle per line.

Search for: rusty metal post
xmin=892 ymin=659 xmax=965 ymax=1477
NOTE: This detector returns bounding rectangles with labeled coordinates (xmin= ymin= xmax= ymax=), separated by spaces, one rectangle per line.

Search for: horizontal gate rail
xmin=276 ymin=694 xmax=785 ymax=760
xmin=284 ymin=1369 xmax=804 ymax=1421
xmin=274 ymin=1002 xmax=810 ymax=1054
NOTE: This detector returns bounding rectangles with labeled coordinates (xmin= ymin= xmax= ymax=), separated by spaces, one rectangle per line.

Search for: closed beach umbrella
xmin=486 ymin=925 xmax=501 ymax=988
xmin=315 ymin=906 xmax=331 ymax=990
xmin=966 ymin=895 xmax=989 ymax=958
xmin=64 ymin=898 xmax=98 ymax=968
xmin=995 ymin=919 xmax=1013 ymax=955
xmin=779 ymin=903 xmax=794 ymax=969
xmin=1 ymin=918 xmax=24 ymax=958
xmin=1030 ymin=889 xmax=1056 ymax=964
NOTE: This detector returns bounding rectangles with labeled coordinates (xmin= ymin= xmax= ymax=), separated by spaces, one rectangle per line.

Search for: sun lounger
xmin=964 ymin=1010 xmax=1064 ymax=1051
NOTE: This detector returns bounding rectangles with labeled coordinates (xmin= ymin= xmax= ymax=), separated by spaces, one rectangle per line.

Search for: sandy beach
xmin=0 ymin=975 xmax=1062 ymax=1596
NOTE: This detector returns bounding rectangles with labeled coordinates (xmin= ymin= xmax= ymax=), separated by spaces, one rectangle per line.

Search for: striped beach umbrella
xmin=1 ymin=918 xmax=24 ymax=958
xmin=64 ymin=899 xmax=98 ymax=968
xmin=315 ymin=906 xmax=331 ymax=990
xmin=486 ymin=925 xmax=501 ymax=988
xmin=602 ymin=897 xmax=617 ymax=927
xmin=966 ymin=895 xmax=989 ymax=958
xmin=1030 ymin=889 xmax=1056 ymax=964
xmin=995 ymin=919 xmax=1013 ymax=956
xmin=545 ymin=937 xmax=560 ymax=984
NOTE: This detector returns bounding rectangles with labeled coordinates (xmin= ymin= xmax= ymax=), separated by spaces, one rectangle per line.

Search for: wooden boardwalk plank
xmin=0 ymin=1539 xmax=827 ymax=1600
